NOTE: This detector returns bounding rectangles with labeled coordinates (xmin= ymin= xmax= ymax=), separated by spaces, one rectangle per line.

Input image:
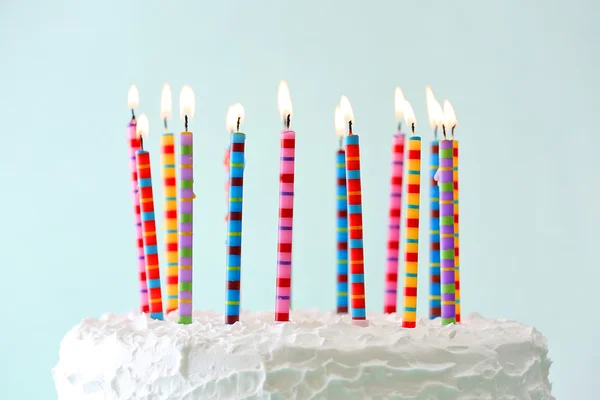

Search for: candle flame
xmin=136 ymin=113 xmax=150 ymax=140
xmin=334 ymin=106 xmax=345 ymax=137
xmin=160 ymin=83 xmax=172 ymax=120
xmin=394 ymin=86 xmax=405 ymax=120
xmin=226 ymin=103 xmax=245 ymax=132
xmin=179 ymin=84 xmax=196 ymax=121
xmin=128 ymin=85 xmax=139 ymax=109
xmin=425 ymin=87 xmax=444 ymax=129
xmin=403 ymin=100 xmax=416 ymax=128
xmin=277 ymin=80 xmax=293 ymax=122
xmin=339 ymin=95 xmax=354 ymax=123
xmin=443 ymin=99 xmax=457 ymax=128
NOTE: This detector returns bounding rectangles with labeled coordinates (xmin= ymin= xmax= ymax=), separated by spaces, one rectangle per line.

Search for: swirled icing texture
xmin=53 ymin=310 xmax=553 ymax=399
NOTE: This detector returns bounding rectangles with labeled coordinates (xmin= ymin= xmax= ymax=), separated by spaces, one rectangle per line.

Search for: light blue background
xmin=1 ymin=0 xmax=598 ymax=398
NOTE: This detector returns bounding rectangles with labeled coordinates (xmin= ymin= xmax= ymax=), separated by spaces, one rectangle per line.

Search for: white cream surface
xmin=53 ymin=310 xmax=553 ymax=400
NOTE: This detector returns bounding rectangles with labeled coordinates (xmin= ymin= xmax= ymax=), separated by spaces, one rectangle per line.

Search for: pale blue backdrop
xmin=1 ymin=0 xmax=598 ymax=398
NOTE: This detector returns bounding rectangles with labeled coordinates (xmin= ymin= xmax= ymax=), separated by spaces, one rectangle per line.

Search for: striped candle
xmin=429 ymin=141 xmax=441 ymax=319
xmin=439 ymin=139 xmax=456 ymax=325
xmin=335 ymin=149 xmax=348 ymax=314
xmin=161 ymin=133 xmax=178 ymax=314
xmin=384 ymin=132 xmax=405 ymax=314
xmin=453 ymin=140 xmax=461 ymax=322
xmin=275 ymin=129 xmax=296 ymax=322
xmin=178 ymin=131 xmax=193 ymax=324
xmin=225 ymin=132 xmax=246 ymax=324
xmin=401 ymin=136 xmax=421 ymax=328
xmin=345 ymin=133 xmax=367 ymax=325
xmin=127 ymin=120 xmax=149 ymax=314
xmin=136 ymin=150 xmax=164 ymax=320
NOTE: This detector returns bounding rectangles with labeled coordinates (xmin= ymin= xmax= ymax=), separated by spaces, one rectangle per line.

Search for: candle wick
xmin=434 ymin=126 xmax=438 ymax=140
xmin=451 ymin=125 xmax=455 ymax=139
xmin=411 ymin=122 xmax=415 ymax=135
xmin=442 ymin=124 xmax=447 ymax=139
xmin=397 ymin=122 xmax=402 ymax=132
xmin=131 ymin=109 xmax=136 ymax=121
xmin=139 ymin=136 xmax=144 ymax=151
xmin=164 ymin=118 xmax=168 ymax=133
xmin=348 ymin=120 xmax=353 ymax=136
xmin=237 ymin=117 xmax=241 ymax=132
xmin=286 ymin=114 xmax=291 ymax=130
xmin=185 ymin=115 xmax=188 ymax=132
xmin=339 ymin=135 xmax=343 ymax=150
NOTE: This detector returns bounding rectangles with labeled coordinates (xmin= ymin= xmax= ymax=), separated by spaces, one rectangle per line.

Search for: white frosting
xmin=54 ymin=310 xmax=553 ymax=400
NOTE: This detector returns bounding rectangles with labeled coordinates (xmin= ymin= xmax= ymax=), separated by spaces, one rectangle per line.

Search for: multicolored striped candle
xmin=225 ymin=103 xmax=246 ymax=325
xmin=135 ymin=114 xmax=164 ymax=320
xmin=335 ymin=148 xmax=348 ymax=314
xmin=439 ymin=138 xmax=456 ymax=325
xmin=159 ymin=83 xmax=178 ymax=315
xmin=429 ymin=140 xmax=441 ymax=319
xmin=384 ymin=131 xmax=405 ymax=314
xmin=127 ymin=86 xmax=149 ymax=314
xmin=338 ymin=96 xmax=368 ymax=326
xmin=453 ymin=140 xmax=460 ymax=322
xmin=401 ymin=101 xmax=420 ymax=329
xmin=275 ymin=81 xmax=295 ymax=322
xmin=178 ymin=85 xmax=195 ymax=325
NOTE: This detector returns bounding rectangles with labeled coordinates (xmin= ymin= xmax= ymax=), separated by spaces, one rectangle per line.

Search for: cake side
xmin=53 ymin=310 xmax=553 ymax=400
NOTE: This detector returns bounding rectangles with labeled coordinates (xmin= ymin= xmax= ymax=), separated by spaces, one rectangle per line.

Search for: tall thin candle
xmin=178 ymin=85 xmax=196 ymax=325
xmin=384 ymin=87 xmax=406 ymax=314
xmin=135 ymin=114 xmax=164 ymax=320
xmin=401 ymin=101 xmax=420 ymax=329
xmin=334 ymin=107 xmax=348 ymax=314
xmin=126 ymin=85 xmax=149 ymax=314
xmin=160 ymin=83 xmax=179 ymax=314
xmin=225 ymin=103 xmax=246 ymax=325
xmin=339 ymin=96 xmax=368 ymax=326
xmin=439 ymin=134 xmax=456 ymax=325
xmin=275 ymin=81 xmax=296 ymax=322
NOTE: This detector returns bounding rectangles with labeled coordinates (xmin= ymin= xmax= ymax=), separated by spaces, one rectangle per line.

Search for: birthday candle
xmin=225 ymin=104 xmax=246 ymax=325
xmin=160 ymin=84 xmax=179 ymax=315
xmin=429 ymin=141 xmax=441 ymax=319
xmin=126 ymin=85 xmax=149 ymax=314
xmin=135 ymin=114 xmax=164 ymax=320
xmin=439 ymin=137 xmax=456 ymax=325
xmin=339 ymin=96 xmax=368 ymax=326
xmin=401 ymin=101 xmax=420 ymax=329
xmin=178 ymin=85 xmax=195 ymax=325
xmin=426 ymin=89 xmax=444 ymax=320
xmin=275 ymin=81 xmax=296 ymax=322
xmin=384 ymin=87 xmax=406 ymax=314
xmin=334 ymin=107 xmax=348 ymax=314
xmin=444 ymin=100 xmax=460 ymax=323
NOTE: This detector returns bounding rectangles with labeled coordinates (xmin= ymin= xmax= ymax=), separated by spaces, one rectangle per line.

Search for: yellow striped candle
xmin=161 ymin=132 xmax=178 ymax=314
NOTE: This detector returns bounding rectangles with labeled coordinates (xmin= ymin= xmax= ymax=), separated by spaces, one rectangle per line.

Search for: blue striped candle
xmin=336 ymin=149 xmax=348 ymax=313
xmin=429 ymin=141 xmax=441 ymax=318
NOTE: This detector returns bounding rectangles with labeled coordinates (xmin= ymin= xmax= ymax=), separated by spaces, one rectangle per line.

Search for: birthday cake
xmin=53 ymin=310 xmax=553 ymax=400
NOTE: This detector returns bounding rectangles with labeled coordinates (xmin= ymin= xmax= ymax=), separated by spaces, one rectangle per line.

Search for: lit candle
xmin=334 ymin=106 xmax=348 ymax=314
xmin=384 ymin=87 xmax=407 ymax=314
xmin=401 ymin=101 xmax=421 ymax=329
xmin=178 ymin=85 xmax=195 ymax=325
xmin=340 ymin=96 xmax=368 ymax=326
xmin=426 ymin=87 xmax=444 ymax=319
xmin=444 ymin=100 xmax=460 ymax=322
xmin=439 ymin=114 xmax=456 ymax=326
xmin=126 ymin=85 xmax=149 ymax=314
xmin=135 ymin=114 xmax=164 ymax=320
xmin=275 ymin=81 xmax=296 ymax=322
xmin=160 ymin=83 xmax=179 ymax=315
xmin=225 ymin=103 xmax=246 ymax=325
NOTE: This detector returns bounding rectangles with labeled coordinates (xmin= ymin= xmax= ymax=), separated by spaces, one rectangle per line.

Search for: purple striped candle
xmin=178 ymin=131 xmax=193 ymax=324
xmin=439 ymin=139 xmax=456 ymax=325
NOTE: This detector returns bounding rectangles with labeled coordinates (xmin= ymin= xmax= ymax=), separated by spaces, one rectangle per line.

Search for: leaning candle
xmin=384 ymin=87 xmax=406 ymax=314
xmin=334 ymin=107 xmax=348 ymax=314
xmin=426 ymin=90 xmax=444 ymax=319
xmin=439 ymin=131 xmax=456 ymax=325
xmin=401 ymin=101 xmax=420 ymax=329
xmin=340 ymin=96 xmax=368 ymax=326
xmin=178 ymin=85 xmax=196 ymax=325
xmin=126 ymin=85 xmax=149 ymax=314
xmin=225 ymin=103 xmax=246 ymax=325
xmin=160 ymin=83 xmax=179 ymax=315
xmin=444 ymin=100 xmax=460 ymax=322
xmin=135 ymin=114 xmax=164 ymax=320
xmin=275 ymin=81 xmax=296 ymax=322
